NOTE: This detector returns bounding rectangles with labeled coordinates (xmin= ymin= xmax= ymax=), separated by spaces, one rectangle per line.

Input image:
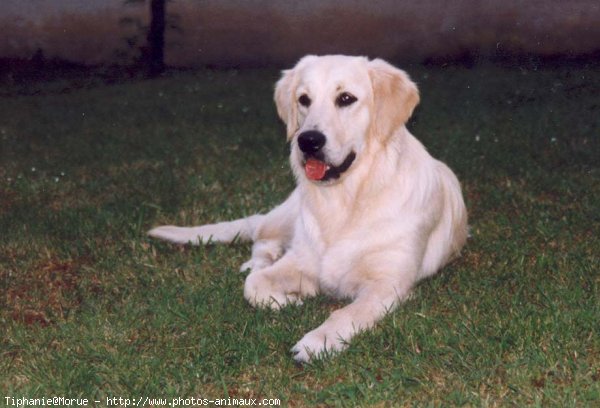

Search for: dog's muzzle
xmin=298 ymin=130 xmax=326 ymax=155
xmin=297 ymin=130 xmax=356 ymax=182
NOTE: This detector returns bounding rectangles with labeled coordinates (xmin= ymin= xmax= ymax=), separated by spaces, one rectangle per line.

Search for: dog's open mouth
xmin=303 ymin=152 xmax=356 ymax=182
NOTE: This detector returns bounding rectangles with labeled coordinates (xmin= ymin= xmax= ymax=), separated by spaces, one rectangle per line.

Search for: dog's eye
xmin=298 ymin=94 xmax=311 ymax=107
xmin=336 ymin=92 xmax=357 ymax=107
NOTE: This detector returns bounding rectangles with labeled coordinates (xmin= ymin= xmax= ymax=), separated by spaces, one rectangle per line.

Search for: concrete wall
xmin=1 ymin=0 xmax=599 ymax=67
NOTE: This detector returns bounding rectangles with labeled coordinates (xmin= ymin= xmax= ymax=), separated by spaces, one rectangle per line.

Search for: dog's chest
xmin=302 ymin=205 xmax=380 ymax=297
xmin=304 ymin=202 xmax=357 ymax=248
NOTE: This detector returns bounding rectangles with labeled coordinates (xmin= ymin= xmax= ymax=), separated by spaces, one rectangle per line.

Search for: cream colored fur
xmin=149 ymin=55 xmax=468 ymax=362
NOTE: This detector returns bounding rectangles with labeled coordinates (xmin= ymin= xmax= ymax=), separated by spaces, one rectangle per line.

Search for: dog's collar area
xmin=303 ymin=151 xmax=356 ymax=182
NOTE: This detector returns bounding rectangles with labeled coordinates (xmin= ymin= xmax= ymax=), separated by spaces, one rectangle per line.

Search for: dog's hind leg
xmin=243 ymin=249 xmax=318 ymax=310
xmin=240 ymin=239 xmax=284 ymax=272
xmin=239 ymin=190 xmax=300 ymax=272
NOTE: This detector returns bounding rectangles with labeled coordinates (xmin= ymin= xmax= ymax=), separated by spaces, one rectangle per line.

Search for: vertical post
xmin=147 ymin=0 xmax=166 ymax=76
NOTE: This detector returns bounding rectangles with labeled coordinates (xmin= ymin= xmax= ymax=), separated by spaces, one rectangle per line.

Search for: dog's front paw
xmin=291 ymin=328 xmax=348 ymax=363
xmin=243 ymin=272 xmax=301 ymax=310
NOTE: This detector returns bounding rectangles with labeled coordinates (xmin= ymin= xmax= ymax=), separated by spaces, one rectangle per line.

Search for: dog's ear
xmin=368 ymin=58 xmax=420 ymax=139
xmin=274 ymin=68 xmax=298 ymax=140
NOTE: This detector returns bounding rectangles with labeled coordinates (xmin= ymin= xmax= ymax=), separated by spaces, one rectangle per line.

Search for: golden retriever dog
xmin=149 ymin=55 xmax=468 ymax=362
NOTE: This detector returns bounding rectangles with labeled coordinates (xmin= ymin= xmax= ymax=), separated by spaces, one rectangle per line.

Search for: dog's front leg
xmin=291 ymin=281 xmax=410 ymax=362
xmin=244 ymin=250 xmax=318 ymax=310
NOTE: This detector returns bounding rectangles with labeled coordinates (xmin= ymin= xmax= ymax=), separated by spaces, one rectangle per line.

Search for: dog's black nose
xmin=297 ymin=131 xmax=326 ymax=154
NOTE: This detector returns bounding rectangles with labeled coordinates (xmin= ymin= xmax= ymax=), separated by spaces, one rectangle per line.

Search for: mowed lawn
xmin=1 ymin=62 xmax=598 ymax=406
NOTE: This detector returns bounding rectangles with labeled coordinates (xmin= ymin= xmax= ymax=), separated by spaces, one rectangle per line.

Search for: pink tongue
xmin=305 ymin=158 xmax=328 ymax=180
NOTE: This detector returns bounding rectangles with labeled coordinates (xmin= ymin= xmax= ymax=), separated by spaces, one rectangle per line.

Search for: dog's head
xmin=275 ymin=55 xmax=419 ymax=184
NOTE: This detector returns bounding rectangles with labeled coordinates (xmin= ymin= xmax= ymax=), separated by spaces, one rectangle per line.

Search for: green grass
xmin=1 ymin=62 xmax=598 ymax=407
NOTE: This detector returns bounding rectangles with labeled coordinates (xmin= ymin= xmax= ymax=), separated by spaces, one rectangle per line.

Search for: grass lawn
xmin=1 ymin=61 xmax=598 ymax=407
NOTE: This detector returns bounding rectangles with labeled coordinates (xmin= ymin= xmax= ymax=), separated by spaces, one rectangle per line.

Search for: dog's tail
xmin=147 ymin=214 xmax=264 ymax=245
xmin=148 ymin=190 xmax=299 ymax=246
